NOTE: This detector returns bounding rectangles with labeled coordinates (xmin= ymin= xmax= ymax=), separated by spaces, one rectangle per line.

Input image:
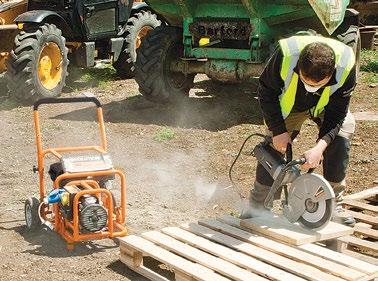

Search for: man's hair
xmin=298 ymin=42 xmax=335 ymax=82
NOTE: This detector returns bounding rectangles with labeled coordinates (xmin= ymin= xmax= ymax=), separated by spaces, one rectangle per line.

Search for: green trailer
xmin=134 ymin=0 xmax=360 ymax=102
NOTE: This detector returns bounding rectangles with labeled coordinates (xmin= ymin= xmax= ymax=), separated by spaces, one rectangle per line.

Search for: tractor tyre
xmin=334 ymin=25 xmax=361 ymax=78
xmin=113 ymin=10 xmax=161 ymax=79
xmin=6 ymin=23 xmax=69 ymax=103
xmin=24 ymin=197 xmax=42 ymax=231
xmin=135 ymin=26 xmax=194 ymax=103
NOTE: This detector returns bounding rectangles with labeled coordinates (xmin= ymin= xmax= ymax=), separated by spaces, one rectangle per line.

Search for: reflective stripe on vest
xmin=278 ymin=36 xmax=355 ymax=118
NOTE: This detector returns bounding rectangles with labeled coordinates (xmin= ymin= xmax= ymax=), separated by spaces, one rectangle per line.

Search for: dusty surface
xmin=0 ymin=67 xmax=377 ymax=280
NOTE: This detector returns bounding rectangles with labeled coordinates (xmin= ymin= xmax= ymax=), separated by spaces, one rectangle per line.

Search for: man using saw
xmin=242 ymin=34 xmax=357 ymax=225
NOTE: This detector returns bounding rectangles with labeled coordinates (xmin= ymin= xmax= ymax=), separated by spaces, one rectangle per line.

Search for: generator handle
xmin=33 ymin=97 xmax=102 ymax=110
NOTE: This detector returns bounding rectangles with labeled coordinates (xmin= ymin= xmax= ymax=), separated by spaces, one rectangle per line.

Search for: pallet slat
xmin=354 ymin=225 xmax=378 ymax=240
xmin=141 ymin=231 xmax=267 ymax=281
xmin=207 ymin=216 xmax=366 ymax=281
xmin=347 ymin=210 xmax=378 ymax=226
xmin=343 ymin=187 xmax=378 ymax=201
xmin=298 ymin=243 xmax=378 ymax=275
xmin=162 ymin=226 xmax=304 ymax=281
xmin=119 ymin=235 xmax=231 ymax=281
xmin=181 ymin=222 xmax=345 ymax=281
xmin=337 ymin=235 xmax=378 ymax=253
xmin=342 ymin=199 xmax=378 ymax=213
xmin=341 ymin=249 xmax=378 ymax=266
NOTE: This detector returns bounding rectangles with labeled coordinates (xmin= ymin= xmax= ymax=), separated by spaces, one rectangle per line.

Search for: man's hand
xmin=302 ymin=139 xmax=328 ymax=169
xmin=272 ymin=132 xmax=291 ymax=153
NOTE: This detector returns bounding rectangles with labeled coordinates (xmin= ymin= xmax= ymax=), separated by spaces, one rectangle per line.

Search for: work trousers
xmin=251 ymin=110 xmax=356 ymax=203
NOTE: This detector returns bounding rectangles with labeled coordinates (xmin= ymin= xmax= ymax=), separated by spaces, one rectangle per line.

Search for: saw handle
xmin=286 ymin=143 xmax=293 ymax=163
xmin=286 ymin=145 xmax=315 ymax=173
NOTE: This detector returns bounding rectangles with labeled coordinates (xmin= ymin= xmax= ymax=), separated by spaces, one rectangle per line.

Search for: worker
xmin=242 ymin=34 xmax=357 ymax=225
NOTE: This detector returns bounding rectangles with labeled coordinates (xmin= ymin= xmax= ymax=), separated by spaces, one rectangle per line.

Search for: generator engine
xmin=53 ymin=185 xmax=108 ymax=232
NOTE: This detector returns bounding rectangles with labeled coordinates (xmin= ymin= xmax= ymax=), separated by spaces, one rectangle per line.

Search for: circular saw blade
xmin=299 ymin=199 xmax=334 ymax=229
xmin=287 ymin=173 xmax=335 ymax=229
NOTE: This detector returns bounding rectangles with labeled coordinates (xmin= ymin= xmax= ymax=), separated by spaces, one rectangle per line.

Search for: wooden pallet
xmin=119 ymin=216 xmax=378 ymax=281
xmin=336 ymin=187 xmax=378 ymax=265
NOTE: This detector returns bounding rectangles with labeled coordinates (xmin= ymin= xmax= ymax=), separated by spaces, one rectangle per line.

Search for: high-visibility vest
xmin=278 ymin=36 xmax=355 ymax=118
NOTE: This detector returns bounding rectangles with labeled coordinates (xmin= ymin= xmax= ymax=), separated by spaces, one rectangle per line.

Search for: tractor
xmin=133 ymin=0 xmax=361 ymax=103
xmin=0 ymin=0 xmax=161 ymax=102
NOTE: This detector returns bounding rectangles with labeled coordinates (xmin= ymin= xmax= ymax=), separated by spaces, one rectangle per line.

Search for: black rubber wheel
xmin=113 ymin=10 xmax=161 ymax=79
xmin=135 ymin=26 xmax=195 ymax=103
xmin=24 ymin=197 xmax=42 ymax=231
xmin=334 ymin=25 xmax=361 ymax=78
xmin=5 ymin=23 xmax=69 ymax=103
xmin=298 ymin=199 xmax=334 ymax=230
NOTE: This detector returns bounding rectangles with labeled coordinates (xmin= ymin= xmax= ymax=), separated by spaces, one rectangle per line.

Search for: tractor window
xmin=85 ymin=8 xmax=116 ymax=35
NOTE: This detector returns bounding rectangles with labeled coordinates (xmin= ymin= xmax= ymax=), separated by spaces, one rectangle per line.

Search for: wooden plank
xmin=142 ymin=231 xmax=268 ymax=281
xmin=343 ymin=199 xmax=378 ymax=213
xmin=354 ymin=226 xmax=378 ymax=240
xmin=341 ymin=249 xmax=378 ymax=266
xmin=347 ymin=210 xmax=378 ymax=226
xmin=337 ymin=235 xmax=378 ymax=253
xmin=175 ymin=272 xmax=196 ymax=281
xmin=205 ymin=216 xmax=366 ymax=281
xmin=356 ymin=274 xmax=378 ymax=281
xmin=355 ymin=222 xmax=373 ymax=229
xmin=344 ymin=187 xmax=378 ymax=201
xmin=119 ymin=256 xmax=170 ymax=281
xmin=298 ymin=243 xmax=378 ymax=275
xmin=119 ymin=235 xmax=231 ymax=281
xmin=236 ymin=213 xmax=353 ymax=245
xmin=162 ymin=226 xmax=304 ymax=281
xmin=120 ymin=247 xmax=170 ymax=281
xmin=180 ymin=222 xmax=345 ymax=281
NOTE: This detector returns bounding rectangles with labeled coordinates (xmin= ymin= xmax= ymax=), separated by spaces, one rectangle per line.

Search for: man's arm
xmin=257 ymin=49 xmax=286 ymax=136
xmin=318 ymin=66 xmax=356 ymax=144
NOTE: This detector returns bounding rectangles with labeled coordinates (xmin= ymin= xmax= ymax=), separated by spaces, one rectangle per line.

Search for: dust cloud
xmin=138 ymin=149 xmax=241 ymax=212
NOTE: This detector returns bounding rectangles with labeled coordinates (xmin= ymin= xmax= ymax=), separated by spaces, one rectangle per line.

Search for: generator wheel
xmin=6 ymin=23 xmax=69 ymax=103
xmin=135 ymin=26 xmax=194 ymax=103
xmin=24 ymin=197 xmax=42 ymax=231
xmin=113 ymin=10 xmax=161 ymax=79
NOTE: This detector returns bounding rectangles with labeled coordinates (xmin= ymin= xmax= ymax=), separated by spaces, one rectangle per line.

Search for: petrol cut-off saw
xmin=230 ymin=134 xmax=336 ymax=230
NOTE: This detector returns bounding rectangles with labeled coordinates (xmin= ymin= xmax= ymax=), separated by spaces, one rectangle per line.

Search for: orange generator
xmin=25 ymin=97 xmax=127 ymax=249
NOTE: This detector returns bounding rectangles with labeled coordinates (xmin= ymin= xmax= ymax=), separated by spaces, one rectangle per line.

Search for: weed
xmin=153 ymin=127 xmax=175 ymax=142
xmin=228 ymin=210 xmax=240 ymax=217
xmin=98 ymin=80 xmax=111 ymax=89
xmin=43 ymin=123 xmax=62 ymax=131
xmin=360 ymin=50 xmax=378 ymax=73
xmin=70 ymin=63 xmax=118 ymax=90
xmin=360 ymin=72 xmax=378 ymax=84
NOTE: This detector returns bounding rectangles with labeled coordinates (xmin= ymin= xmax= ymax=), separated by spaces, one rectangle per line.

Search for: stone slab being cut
xmin=235 ymin=214 xmax=354 ymax=246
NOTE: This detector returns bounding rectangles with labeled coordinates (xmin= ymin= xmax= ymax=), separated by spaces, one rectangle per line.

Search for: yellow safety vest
xmin=278 ymin=36 xmax=355 ymax=118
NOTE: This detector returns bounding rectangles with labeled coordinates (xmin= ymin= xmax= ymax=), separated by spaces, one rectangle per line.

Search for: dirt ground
xmin=0 ymin=66 xmax=377 ymax=280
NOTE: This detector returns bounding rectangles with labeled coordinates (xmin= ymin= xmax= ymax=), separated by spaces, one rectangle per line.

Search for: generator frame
xmin=32 ymin=97 xmax=127 ymax=250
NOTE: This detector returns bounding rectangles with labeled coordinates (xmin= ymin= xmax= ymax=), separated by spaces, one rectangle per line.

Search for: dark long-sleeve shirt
xmin=257 ymin=48 xmax=356 ymax=144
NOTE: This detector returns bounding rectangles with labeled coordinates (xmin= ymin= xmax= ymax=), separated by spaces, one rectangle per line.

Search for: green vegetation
xmin=153 ymin=127 xmax=175 ymax=142
xmin=360 ymin=49 xmax=378 ymax=73
xmin=43 ymin=123 xmax=62 ymax=131
xmin=360 ymin=72 xmax=378 ymax=84
xmin=228 ymin=210 xmax=240 ymax=217
xmin=67 ymin=63 xmax=118 ymax=91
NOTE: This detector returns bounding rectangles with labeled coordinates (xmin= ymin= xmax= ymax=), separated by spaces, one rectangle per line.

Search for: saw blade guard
xmin=284 ymin=173 xmax=335 ymax=229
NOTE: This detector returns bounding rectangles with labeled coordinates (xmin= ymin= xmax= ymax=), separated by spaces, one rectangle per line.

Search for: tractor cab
xmin=24 ymin=0 xmax=131 ymax=41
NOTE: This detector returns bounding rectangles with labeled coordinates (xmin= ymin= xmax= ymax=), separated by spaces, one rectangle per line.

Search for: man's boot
xmin=330 ymin=182 xmax=356 ymax=226
xmin=240 ymin=182 xmax=271 ymax=219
